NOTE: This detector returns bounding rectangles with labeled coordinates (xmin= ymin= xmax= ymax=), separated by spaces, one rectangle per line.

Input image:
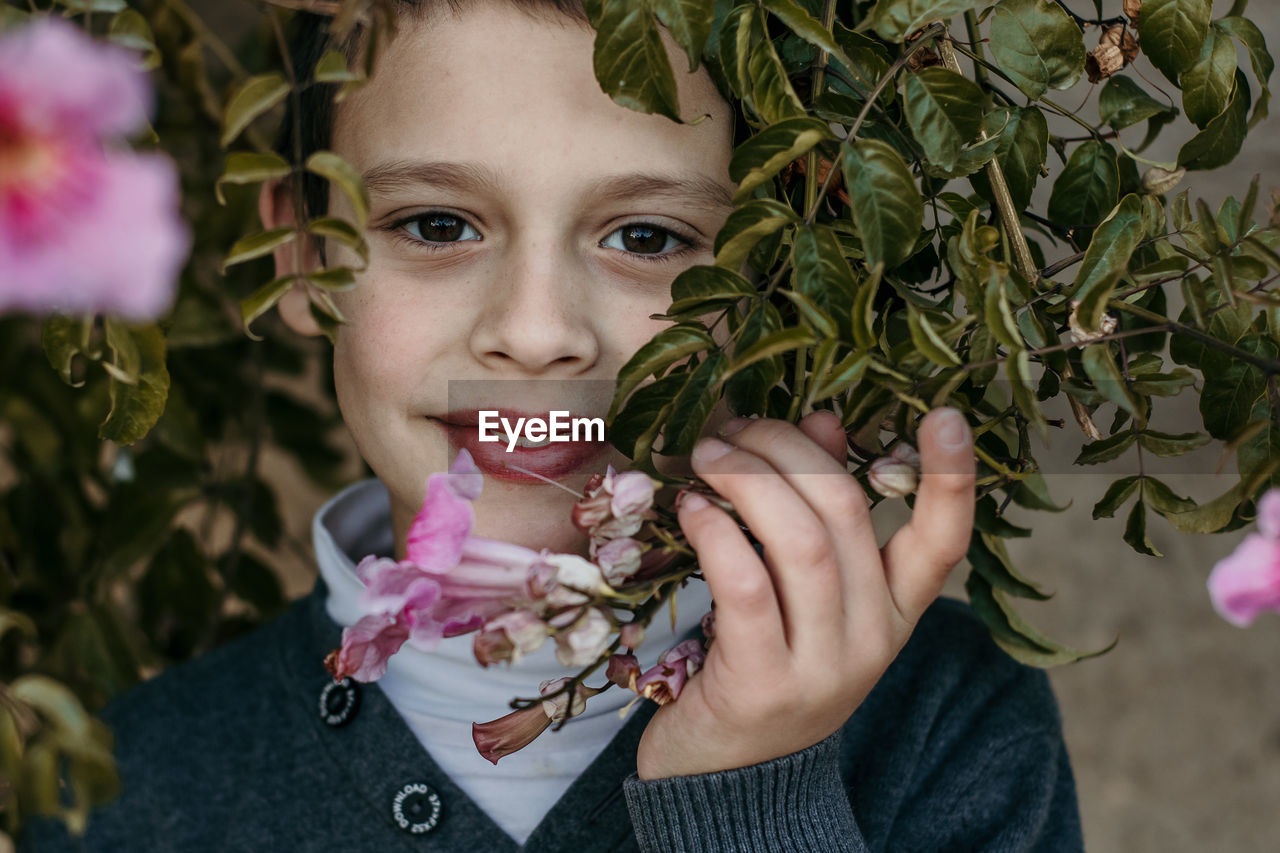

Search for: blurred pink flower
xmin=325 ymin=611 xmax=411 ymax=682
xmin=1208 ymin=489 xmax=1280 ymax=627
xmin=0 ymin=17 xmax=188 ymax=318
xmin=633 ymin=638 xmax=708 ymax=706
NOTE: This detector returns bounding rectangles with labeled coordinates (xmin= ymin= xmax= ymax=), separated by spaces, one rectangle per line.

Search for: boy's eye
xmin=400 ymin=213 xmax=481 ymax=244
xmin=600 ymin=224 xmax=688 ymax=257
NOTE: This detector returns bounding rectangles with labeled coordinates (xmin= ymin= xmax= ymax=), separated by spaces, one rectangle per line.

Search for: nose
xmin=468 ymin=235 xmax=601 ymax=376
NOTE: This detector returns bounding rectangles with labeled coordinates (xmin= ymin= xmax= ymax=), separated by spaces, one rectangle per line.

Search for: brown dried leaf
xmin=1124 ymin=0 xmax=1141 ymax=25
xmin=1100 ymin=25 xmax=1140 ymax=64
xmin=1087 ymin=44 xmax=1126 ymax=82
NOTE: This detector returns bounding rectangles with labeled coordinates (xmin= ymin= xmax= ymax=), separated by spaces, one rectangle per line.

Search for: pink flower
xmin=0 ymin=18 xmax=187 ymax=319
xmin=606 ymin=652 xmax=640 ymax=688
xmin=1208 ymin=535 xmax=1280 ymax=626
xmin=472 ymin=678 xmax=600 ymax=764
xmin=554 ymin=607 xmax=612 ymax=667
xmin=608 ymin=470 xmax=656 ymax=518
xmin=634 ymin=639 xmax=707 ymax=706
xmin=595 ymin=537 xmax=643 ymax=586
xmin=619 ymin=622 xmax=645 ymax=651
xmin=473 ymin=610 xmax=550 ymax=667
xmin=324 ymin=611 xmax=411 ymax=682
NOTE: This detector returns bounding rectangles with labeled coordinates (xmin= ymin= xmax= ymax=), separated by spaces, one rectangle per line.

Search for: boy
xmin=22 ymin=1 xmax=1083 ymax=849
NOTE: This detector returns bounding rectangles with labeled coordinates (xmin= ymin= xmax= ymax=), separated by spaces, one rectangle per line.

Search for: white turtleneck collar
xmin=312 ymin=478 xmax=713 ymax=845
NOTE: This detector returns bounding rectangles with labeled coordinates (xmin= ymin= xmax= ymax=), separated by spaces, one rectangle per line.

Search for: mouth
xmin=436 ymin=408 xmax=611 ymax=484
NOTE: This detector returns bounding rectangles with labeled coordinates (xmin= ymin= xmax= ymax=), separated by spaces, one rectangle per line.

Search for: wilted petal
xmin=446 ymin=448 xmax=484 ymax=500
xmin=591 ymin=513 xmax=644 ymax=540
xmin=539 ymin=676 xmax=600 ymax=723
xmin=554 ymin=608 xmax=612 ymax=667
xmin=595 ymin=537 xmax=643 ymax=586
xmin=472 ymin=705 xmax=552 ymax=765
xmin=474 ymin=609 xmax=550 ymax=667
xmin=606 ymin=653 xmax=640 ymax=689
xmin=1208 ymin=533 xmax=1280 ymax=627
xmin=661 ymin=638 xmax=708 ymax=674
xmin=327 ymin=612 xmax=410 ymax=682
xmin=634 ymin=661 xmax=688 ymax=706
xmin=541 ymin=552 xmax=611 ymax=597
xmin=608 ymin=471 xmax=656 ymax=518
xmin=571 ymin=493 xmax=612 ymax=533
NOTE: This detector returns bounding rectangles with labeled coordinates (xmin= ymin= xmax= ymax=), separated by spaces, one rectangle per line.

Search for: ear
xmin=258 ymin=179 xmax=324 ymax=337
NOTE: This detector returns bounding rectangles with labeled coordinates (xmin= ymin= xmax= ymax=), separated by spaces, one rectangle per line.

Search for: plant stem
xmin=804 ymin=0 xmax=838 ymax=216
xmin=937 ymin=35 xmax=1038 ymax=285
xmin=1110 ymin=300 xmax=1280 ymax=375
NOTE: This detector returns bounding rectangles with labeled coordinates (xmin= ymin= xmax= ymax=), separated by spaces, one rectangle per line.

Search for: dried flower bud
xmin=608 ymin=470 xmax=656 ymax=518
xmin=634 ymin=639 xmax=708 ymax=705
xmin=595 ymin=537 xmax=643 ymax=586
xmin=1143 ymin=166 xmax=1186 ymax=195
xmin=619 ymin=622 xmax=646 ymax=650
xmin=1068 ymin=299 xmax=1118 ymax=344
xmin=540 ymin=552 xmax=612 ymax=598
xmin=868 ymin=456 xmax=919 ymax=499
xmin=889 ymin=442 xmax=920 ymax=467
xmin=1087 ymin=43 xmax=1125 ymax=82
xmin=554 ymin=607 xmax=612 ymax=667
xmin=1124 ymin=0 xmax=1141 ymax=24
xmin=539 ymin=676 xmax=600 ymax=723
xmin=571 ymin=492 xmax=612 ymax=533
xmin=606 ymin=652 xmax=641 ymax=689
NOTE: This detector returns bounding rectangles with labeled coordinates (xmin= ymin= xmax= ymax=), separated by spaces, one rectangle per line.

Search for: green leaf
xmin=731 ymin=326 xmax=816 ymax=371
xmin=99 ymin=325 xmax=169 ymax=445
xmin=1216 ymin=16 xmax=1273 ymax=127
xmin=968 ymin=532 xmax=1049 ymax=600
xmin=1143 ymin=477 xmax=1197 ymax=515
xmin=240 ymin=275 xmax=296 ymax=341
xmin=1047 ymin=140 xmax=1119 ymax=229
xmin=841 ymin=139 xmax=923 ymax=271
xmin=988 ymin=0 xmax=1085 ymax=99
xmin=903 ymin=68 xmax=984 ymax=174
xmin=972 ymin=106 xmax=1048 ymax=213
xmin=609 ymin=325 xmax=715 ymax=420
xmin=866 ymin=0 xmax=985 ymax=43
xmin=652 ymin=0 xmax=714 ymax=71
xmin=102 ymin=316 xmax=141 ymax=384
xmin=1137 ymin=0 xmax=1213 ymax=85
xmin=983 ymin=268 xmax=1021 ymax=349
xmin=714 ymin=199 xmax=798 ymax=273
xmin=306 ymin=267 xmax=358 ymax=292
xmin=588 ymin=0 xmax=681 ymax=120
xmin=1199 ymin=336 xmax=1276 ymax=440
xmin=906 ymin=306 xmax=962 ymax=367
xmin=762 ymin=0 xmax=858 ymax=77
xmin=313 ymin=48 xmax=363 ymax=84
xmin=224 ymin=227 xmax=296 ymax=270
xmin=220 ymin=72 xmax=290 ymax=147
xmin=747 ymin=34 xmax=807 ymax=123
xmin=1181 ymin=26 xmax=1238 ymax=128
xmin=1162 ymin=479 xmax=1243 ymax=533
xmin=730 ymin=118 xmax=835 ymax=203
xmin=1081 ymin=343 xmax=1145 ymax=427
xmin=1098 ymin=76 xmax=1178 ymax=130
xmin=1071 ymin=194 xmax=1145 ymax=332
xmin=717 ymin=3 xmax=759 ymax=101
xmin=108 ymin=8 xmax=160 ymax=69
xmin=1075 ymin=431 xmax=1136 ymax=465
xmin=1178 ymin=70 xmax=1251 ymax=171
xmin=811 ymin=350 xmax=871 ymax=401
xmin=1093 ymin=475 xmax=1141 ymax=518
xmin=663 ymin=351 xmax=728 ymax=455
xmin=41 ymin=315 xmax=92 ymax=388
xmin=55 ymin=0 xmax=125 ymax=12
xmin=965 ymin=572 xmax=1109 ymax=667
xmin=306 ymin=151 xmax=369 ymax=229
xmin=1123 ymin=498 xmax=1161 ymax=556
xmin=667 ymin=265 xmax=756 ymax=316
xmin=726 ymin=303 xmax=785 ymax=414
xmin=609 ymin=372 xmax=685 ymax=464
xmin=792 ymin=225 xmax=856 ymax=342
xmin=1007 ymin=349 xmax=1049 ymax=439
xmin=216 ymin=152 xmax=291 ymax=205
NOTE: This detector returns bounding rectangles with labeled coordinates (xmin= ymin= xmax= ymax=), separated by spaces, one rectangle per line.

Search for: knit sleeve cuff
xmin=622 ymin=729 xmax=867 ymax=853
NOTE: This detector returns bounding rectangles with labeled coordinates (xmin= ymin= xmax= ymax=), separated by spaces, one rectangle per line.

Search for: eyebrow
xmin=361 ymin=160 xmax=734 ymax=212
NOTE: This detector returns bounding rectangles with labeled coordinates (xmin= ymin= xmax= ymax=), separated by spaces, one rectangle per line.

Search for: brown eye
xmin=601 ymin=223 xmax=687 ymax=257
xmin=402 ymin=213 xmax=480 ymax=244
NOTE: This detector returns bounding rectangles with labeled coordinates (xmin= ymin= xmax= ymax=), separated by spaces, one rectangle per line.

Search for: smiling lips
xmin=438 ymin=408 xmax=611 ymax=484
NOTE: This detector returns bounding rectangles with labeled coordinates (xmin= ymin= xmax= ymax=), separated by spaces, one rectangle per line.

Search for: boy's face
xmin=303 ymin=2 xmax=735 ymax=556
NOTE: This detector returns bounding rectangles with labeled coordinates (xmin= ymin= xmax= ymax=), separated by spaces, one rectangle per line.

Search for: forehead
xmin=330 ymin=1 xmax=734 ymax=193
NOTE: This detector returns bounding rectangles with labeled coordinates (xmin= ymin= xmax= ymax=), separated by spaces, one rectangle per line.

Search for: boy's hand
xmin=635 ymin=407 xmax=975 ymax=780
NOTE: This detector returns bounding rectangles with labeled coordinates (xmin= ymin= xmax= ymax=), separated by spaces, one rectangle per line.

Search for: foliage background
xmin=0 ymin=0 xmax=1277 ymax=849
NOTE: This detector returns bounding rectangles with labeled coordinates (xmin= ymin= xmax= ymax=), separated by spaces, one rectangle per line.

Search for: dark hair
xmin=275 ymin=0 xmax=743 ymax=224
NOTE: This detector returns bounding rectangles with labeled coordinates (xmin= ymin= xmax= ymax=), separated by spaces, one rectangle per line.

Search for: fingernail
xmin=935 ymin=408 xmax=971 ymax=451
xmin=680 ymin=493 xmax=710 ymax=512
xmin=718 ymin=417 xmax=753 ymax=437
xmin=693 ymin=437 xmax=734 ymax=463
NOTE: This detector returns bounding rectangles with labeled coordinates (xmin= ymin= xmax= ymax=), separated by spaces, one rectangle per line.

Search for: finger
xmin=676 ymin=493 xmax=786 ymax=669
xmin=715 ymin=419 xmax=884 ymax=624
xmin=690 ymin=436 xmax=846 ymax=650
xmin=880 ymin=407 xmax=976 ymax=623
xmin=796 ymin=410 xmax=847 ymax=464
